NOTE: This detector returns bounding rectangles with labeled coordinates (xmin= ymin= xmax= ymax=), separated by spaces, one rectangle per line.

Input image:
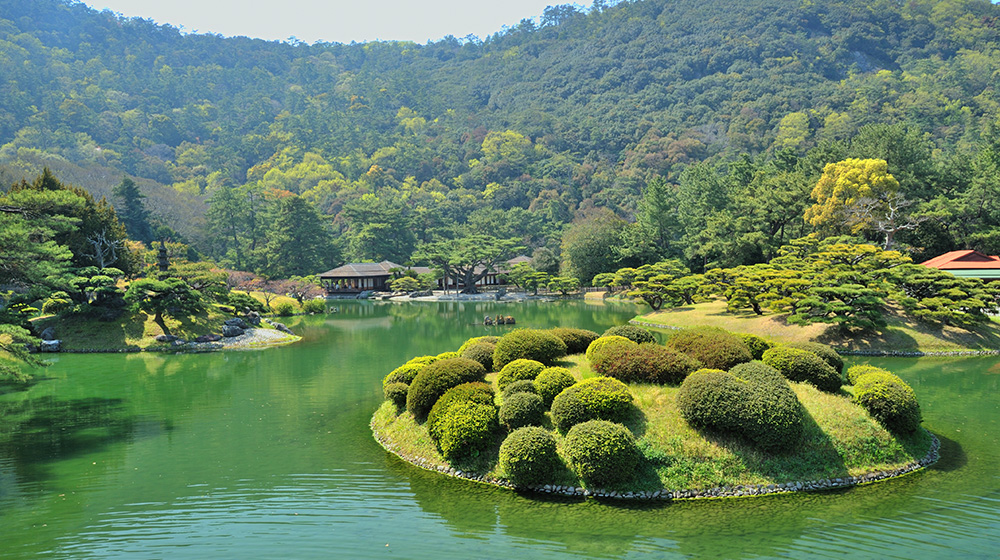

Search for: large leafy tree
xmin=415 ymin=235 xmax=521 ymax=294
xmin=804 ymin=159 xmax=900 ymax=236
xmin=124 ymin=278 xmax=205 ymax=336
xmin=560 ymin=208 xmax=628 ymax=285
xmin=261 ymin=195 xmax=338 ymax=278
xmin=112 ymin=176 xmax=154 ymax=244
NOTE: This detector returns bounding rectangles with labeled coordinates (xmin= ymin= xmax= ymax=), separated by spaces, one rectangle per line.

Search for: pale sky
xmin=82 ymin=0 xmax=572 ymax=44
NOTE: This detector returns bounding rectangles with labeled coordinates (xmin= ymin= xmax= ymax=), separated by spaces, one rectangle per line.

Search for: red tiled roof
xmin=921 ymin=250 xmax=1000 ymax=270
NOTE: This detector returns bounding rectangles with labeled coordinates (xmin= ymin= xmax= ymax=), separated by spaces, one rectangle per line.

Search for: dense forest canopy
xmin=1 ymin=0 xmax=999 ymax=281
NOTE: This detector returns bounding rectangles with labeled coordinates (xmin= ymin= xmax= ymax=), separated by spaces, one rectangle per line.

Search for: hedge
xmin=846 ymin=364 xmax=891 ymax=385
xmin=602 ymin=324 xmax=656 ymax=344
xmin=585 ymin=335 xmax=636 ymax=362
xmin=493 ymin=329 xmax=568 ymax=370
xmin=461 ymin=340 xmax=496 ymax=372
xmin=762 ymin=346 xmax=842 ymax=393
xmin=534 ymin=367 xmax=576 ymax=407
xmin=784 ymin=341 xmax=844 ymax=375
xmin=496 ymin=359 xmax=546 ymax=392
xmin=853 ymin=370 xmax=922 ymax=433
xmin=499 ymin=392 xmax=546 ymax=431
xmin=499 ymin=427 xmax=563 ymax=487
xmin=564 ymin=420 xmax=639 ymax=487
xmin=550 ymin=376 xmax=634 ymax=432
xmin=665 ymin=327 xmax=753 ymax=371
xmin=406 ymin=357 xmax=487 ymax=420
xmin=591 ymin=342 xmax=700 ymax=385
xmin=436 ymin=400 xmax=500 ymax=463
xmin=427 ymin=382 xmax=496 ymax=443
xmin=549 ymin=327 xmax=601 ymax=354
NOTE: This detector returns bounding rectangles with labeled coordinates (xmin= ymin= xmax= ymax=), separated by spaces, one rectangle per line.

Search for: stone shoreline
xmin=371 ymin=417 xmax=940 ymax=502
xmin=627 ymin=319 xmax=1000 ymax=357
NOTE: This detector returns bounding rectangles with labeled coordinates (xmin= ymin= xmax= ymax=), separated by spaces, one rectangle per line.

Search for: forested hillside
xmin=1 ymin=0 xmax=999 ymax=279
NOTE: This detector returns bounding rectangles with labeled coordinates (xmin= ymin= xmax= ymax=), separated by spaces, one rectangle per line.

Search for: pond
xmin=1 ymin=300 xmax=998 ymax=559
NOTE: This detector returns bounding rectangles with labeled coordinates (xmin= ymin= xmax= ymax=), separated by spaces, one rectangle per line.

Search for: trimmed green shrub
xmin=499 ymin=392 xmax=546 ymax=430
xmin=384 ymin=382 xmax=409 ymax=410
xmin=502 ymin=379 xmax=539 ymax=399
xmin=499 ymin=427 xmax=563 ymax=487
xmin=592 ymin=342 xmax=700 ymax=385
xmin=427 ymin=382 xmax=495 ymax=442
xmin=302 ymin=298 xmax=326 ymax=313
xmin=226 ymin=291 xmax=269 ymax=314
xmin=551 ymin=376 xmax=634 ymax=432
xmin=729 ymin=362 xmax=803 ymax=451
xmin=602 ymin=324 xmax=657 ymax=344
xmin=854 ymin=371 xmax=922 ymax=433
xmin=534 ymin=367 xmax=575 ymax=407
xmin=665 ymin=327 xmax=753 ymax=371
xmin=564 ymin=420 xmax=639 ymax=487
xmin=677 ymin=369 xmax=744 ymax=432
xmin=273 ymin=301 xmax=295 ymax=316
xmin=406 ymin=358 xmax=487 ymax=420
xmin=493 ymin=329 xmax=568 ymax=370
xmin=406 ymin=355 xmax=439 ymax=366
xmin=549 ymin=327 xmax=600 ymax=354
xmin=458 ymin=335 xmax=500 ymax=353
xmin=461 ymin=340 xmax=496 ymax=372
xmin=436 ymin=401 xmax=500 ymax=463
xmin=383 ymin=362 xmax=426 ymax=388
xmin=785 ymin=341 xmax=844 ymax=374
xmin=762 ymin=346 xmax=842 ymax=392
xmin=846 ymin=364 xmax=891 ymax=385
xmin=496 ymin=359 xmax=546 ymax=391
xmin=738 ymin=333 xmax=774 ymax=360
xmin=436 ymin=351 xmax=461 ymax=360
xmin=585 ymin=335 xmax=637 ymax=362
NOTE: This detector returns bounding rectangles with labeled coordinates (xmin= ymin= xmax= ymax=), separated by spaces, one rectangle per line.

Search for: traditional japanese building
xmin=318 ymin=261 xmax=430 ymax=294
xmin=920 ymin=250 xmax=1000 ymax=281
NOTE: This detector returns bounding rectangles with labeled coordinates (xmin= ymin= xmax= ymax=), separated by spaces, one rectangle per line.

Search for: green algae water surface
xmin=1 ymin=300 xmax=998 ymax=559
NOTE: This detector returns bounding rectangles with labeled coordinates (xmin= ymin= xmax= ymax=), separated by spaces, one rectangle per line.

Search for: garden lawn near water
xmin=635 ymin=299 xmax=1000 ymax=354
xmin=371 ymin=356 xmax=933 ymax=493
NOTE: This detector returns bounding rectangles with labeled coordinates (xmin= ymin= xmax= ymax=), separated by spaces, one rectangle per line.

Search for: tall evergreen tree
xmin=112 ymin=176 xmax=154 ymax=244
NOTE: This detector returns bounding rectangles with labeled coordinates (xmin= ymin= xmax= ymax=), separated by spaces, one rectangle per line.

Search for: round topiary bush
xmin=563 ymin=420 xmax=639 ymax=487
xmin=427 ymin=382 xmax=496 ymax=443
xmin=664 ymin=327 xmax=753 ymax=371
xmin=592 ymin=342 xmax=701 ymax=385
xmin=550 ymin=376 xmax=634 ymax=432
xmin=406 ymin=357 xmax=487 ymax=420
xmin=676 ymin=368 xmax=744 ymax=432
xmin=436 ymin=400 xmax=500 ymax=463
xmin=496 ymin=359 xmax=546 ymax=392
xmin=502 ymin=379 xmax=539 ymax=399
xmin=762 ymin=346 xmax=842 ymax=392
xmin=383 ymin=362 xmax=427 ymax=388
xmin=729 ymin=361 xmax=803 ymax=451
xmin=585 ymin=335 xmax=637 ymax=363
xmin=493 ymin=329 xmax=568 ymax=370
xmin=549 ymin=327 xmax=600 ymax=354
xmin=499 ymin=392 xmax=546 ymax=431
xmin=458 ymin=335 xmax=500 ymax=353
xmin=785 ymin=341 xmax=844 ymax=375
xmin=406 ymin=355 xmax=439 ymax=366
xmin=461 ymin=340 xmax=496 ymax=372
xmin=436 ymin=351 xmax=461 ymax=360
xmin=499 ymin=427 xmax=563 ymax=487
xmin=853 ymin=370 xmax=922 ymax=433
xmin=846 ymin=364 xmax=891 ymax=385
xmin=737 ymin=333 xmax=774 ymax=361
xmin=534 ymin=367 xmax=576 ymax=407
xmin=384 ymin=382 xmax=409 ymax=410
xmin=602 ymin=324 xmax=657 ymax=344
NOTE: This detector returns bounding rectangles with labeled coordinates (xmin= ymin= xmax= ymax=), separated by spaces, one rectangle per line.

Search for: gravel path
xmin=182 ymin=328 xmax=300 ymax=351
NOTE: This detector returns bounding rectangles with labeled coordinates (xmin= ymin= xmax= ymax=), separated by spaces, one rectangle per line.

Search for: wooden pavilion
xmin=920 ymin=250 xmax=1000 ymax=281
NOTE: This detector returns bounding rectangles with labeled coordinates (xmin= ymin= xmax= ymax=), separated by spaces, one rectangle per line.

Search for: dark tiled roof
xmin=318 ymin=261 xmax=402 ymax=278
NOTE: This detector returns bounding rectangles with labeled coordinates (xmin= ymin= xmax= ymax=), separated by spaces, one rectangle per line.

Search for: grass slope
xmin=636 ymin=299 xmax=1000 ymax=353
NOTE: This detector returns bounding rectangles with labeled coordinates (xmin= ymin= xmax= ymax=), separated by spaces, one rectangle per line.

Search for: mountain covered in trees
xmin=1 ymin=0 xmax=1000 ymax=281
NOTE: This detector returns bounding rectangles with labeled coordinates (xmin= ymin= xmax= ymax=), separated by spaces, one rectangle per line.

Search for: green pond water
xmin=1 ymin=300 xmax=998 ymax=559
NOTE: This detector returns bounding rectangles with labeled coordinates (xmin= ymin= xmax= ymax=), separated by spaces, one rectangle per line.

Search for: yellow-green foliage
xmin=665 ymin=327 xmax=753 ymax=371
xmin=534 ymin=366 xmax=575 ymax=406
xmin=499 ymin=427 xmax=564 ymax=487
xmin=563 ymin=420 xmax=640 ymax=487
xmin=406 ymin=357 xmax=487 ymax=420
xmin=550 ymin=376 xmax=634 ymax=432
xmin=458 ymin=336 xmax=500 ymax=353
xmin=585 ymin=335 xmax=636 ymax=362
xmin=493 ymin=329 xmax=568 ymax=370
xmin=853 ymin=370 xmax=921 ymax=433
xmin=383 ymin=362 xmax=427 ymax=388
xmin=436 ymin=400 xmax=499 ymax=463
xmin=496 ymin=359 xmax=545 ymax=391
xmin=427 ymin=382 xmax=495 ymax=443
xmin=846 ymin=364 xmax=891 ymax=385
xmin=498 ymin=392 xmax=545 ymax=431
xmin=762 ymin=345 xmax=842 ymax=392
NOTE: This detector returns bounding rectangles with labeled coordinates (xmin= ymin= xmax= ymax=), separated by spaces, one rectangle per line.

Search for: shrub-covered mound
xmin=384 ymin=382 xmax=409 ymax=409
xmin=585 ymin=335 xmax=636 ymax=362
xmin=534 ymin=367 xmax=575 ymax=406
xmin=853 ymin=370 xmax=922 ymax=433
xmin=458 ymin=336 xmax=500 ymax=353
xmin=738 ymin=333 xmax=774 ymax=360
xmin=564 ymin=420 xmax=640 ymax=487
xmin=461 ymin=340 xmax=496 ymax=372
xmin=846 ymin=364 xmax=891 ymax=385
xmin=427 ymin=382 xmax=495 ymax=443
xmin=551 ymin=376 xmax=634 ymax=432
xmin=602 ymin=324 xmax=656 ymax=344
xmin=762 ymin=346 xmax=842 ymax=393
xmin=591 ymin=342 xmax=701 ymax=385
xmin=493 ymin=329 xmax=568 ymax=370
xmin=406 ymin=357 xmax=487 ymax=420
xmin=784 ymin=341 xmax=844 ymax=375
xmin=383 ymin=362 xmax=426 ymax=388
xmin=496 ymin=359 xmax=546 ymax=392
xmin=499 ymin=427 xmax=563 ymax=487
xmin=499 ymin=392 xmax=546 ymax=431
xmin=549 ymin=327 xmax=601 ymax=354
xmin=502 ymin=379 xmax=539 ymax=398
xmin=665 ymin=327 xmax=753 ymax=371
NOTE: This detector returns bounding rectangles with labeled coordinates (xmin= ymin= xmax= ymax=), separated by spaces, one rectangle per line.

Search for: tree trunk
xmin=153 ymin=312 xmax=171 ymax=336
